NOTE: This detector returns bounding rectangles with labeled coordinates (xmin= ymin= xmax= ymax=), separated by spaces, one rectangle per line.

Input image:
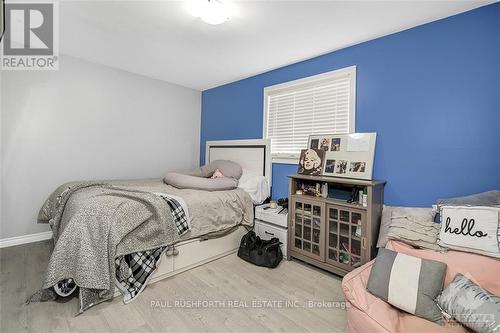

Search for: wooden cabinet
xmin=288 ymin=174 xmax=385 ymax=277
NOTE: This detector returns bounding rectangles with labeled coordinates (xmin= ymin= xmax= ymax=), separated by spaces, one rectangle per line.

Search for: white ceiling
xmin=59 ymin=0 xmax=494 ymax=91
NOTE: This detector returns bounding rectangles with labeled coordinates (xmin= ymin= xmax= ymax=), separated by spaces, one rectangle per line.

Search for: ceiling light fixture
xmin=187 ymin=0 xmax=232 ymax=25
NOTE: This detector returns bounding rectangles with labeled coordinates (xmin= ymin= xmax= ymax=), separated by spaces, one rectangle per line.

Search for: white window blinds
xmin=264 ymin=66 xmax=356 ymax=158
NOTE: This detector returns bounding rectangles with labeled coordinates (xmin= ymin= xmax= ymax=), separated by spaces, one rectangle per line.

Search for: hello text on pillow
xmin=438 ymin=206 xmax=500 ymax=258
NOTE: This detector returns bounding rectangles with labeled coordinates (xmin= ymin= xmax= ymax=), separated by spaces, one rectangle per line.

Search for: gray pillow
xmin=377 ymin=206 xmax=445 ymax=251
xmin=376 ymin=205 xmax=394 ymax=248
xmin=367 ymin=248 xmax=447 ymax=324
xmin=433 ymin=191 xmax=500 ymax=226
xmin=437 ymin=274 xmax=500 ymax=333
xmin=163 ymin=173 xmax=238 ymax=191
xmin=388 ymin=207 xmax=447 ymax=252
xmin=188 ymin=160 xmax=243 ymax=180
xmin=437 ymin=190 xmax=500 ymax=207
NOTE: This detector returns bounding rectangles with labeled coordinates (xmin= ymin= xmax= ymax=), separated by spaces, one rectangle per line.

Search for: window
xmin=263 ymin=66 xmax=356 ymax=162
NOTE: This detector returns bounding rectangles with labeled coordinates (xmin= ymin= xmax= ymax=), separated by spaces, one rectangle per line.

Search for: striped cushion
xmin=367 ymin=248 xmax=447 ymax=324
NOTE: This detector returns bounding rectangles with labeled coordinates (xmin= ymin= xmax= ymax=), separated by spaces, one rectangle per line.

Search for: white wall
xmin=0 ymin=55 xmax=201 ymax=240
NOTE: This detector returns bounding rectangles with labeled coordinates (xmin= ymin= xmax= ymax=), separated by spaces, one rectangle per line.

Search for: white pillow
xmin=237 ymin=169 xmax=270 ymax=204
xmin=438 ymin=205 xmax=500 ymax=258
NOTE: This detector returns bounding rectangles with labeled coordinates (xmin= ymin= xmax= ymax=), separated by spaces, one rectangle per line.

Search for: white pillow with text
xmin=438 ymin=205 xmax=500 ymax=258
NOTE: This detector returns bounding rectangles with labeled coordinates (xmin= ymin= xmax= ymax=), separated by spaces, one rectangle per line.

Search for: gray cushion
xmin=376 ymin=205 xmax=394 ymax=248
xmin=437 ymin=274 xmax=500 ymax=333
xmin=188 ymin=160 xmax=242 ymax=180
xmin=163 ymin=173 xmax=238 ymax=191
xmin=388 ymin=207 xmax=446 ymax=252
xmin=367 ymin=248 xmax=447 ymax=324
xmin=377 ymin=206 xmax=445 ymax=251
xmin=437 ymin=190 xmax=500 ymax=207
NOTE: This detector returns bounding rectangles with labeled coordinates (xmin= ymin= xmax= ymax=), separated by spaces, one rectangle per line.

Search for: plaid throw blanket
xmin=114 ymin=195 xmax=190 ymax=303
xmin=115 ymin=246 xmax=167 ymax=303
xmin=163 ymin=195 xmax=190 ymax=235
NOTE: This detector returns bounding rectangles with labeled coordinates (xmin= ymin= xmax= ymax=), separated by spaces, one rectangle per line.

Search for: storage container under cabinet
xmin=254 ymin=204 xmax=288 ymax=259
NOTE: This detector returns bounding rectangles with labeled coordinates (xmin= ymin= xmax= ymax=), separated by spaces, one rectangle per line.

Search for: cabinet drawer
xmin=173 ymin=227 xmax=246 ymax=271
xmin=255 ymin=220 xmax=287 ymax=259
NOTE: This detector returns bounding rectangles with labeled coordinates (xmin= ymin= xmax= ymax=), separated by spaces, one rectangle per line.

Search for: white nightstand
xmin=254 ymin=204 xmax=288 ymax=259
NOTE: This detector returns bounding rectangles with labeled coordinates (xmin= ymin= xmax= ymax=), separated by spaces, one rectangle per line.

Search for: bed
xmin=33 ymin=139 xmax=271 ymax=312
xmin=135 ymin=139 xmax=271 ymax=283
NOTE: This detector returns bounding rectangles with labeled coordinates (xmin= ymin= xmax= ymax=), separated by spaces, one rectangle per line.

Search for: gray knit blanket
xmin=32 ymin=181 xmax=181 ymax=312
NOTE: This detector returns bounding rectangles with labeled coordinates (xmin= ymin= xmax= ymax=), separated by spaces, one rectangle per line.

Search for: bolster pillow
xmin=187 ymin=160 xmax=243 ymax=180
xmin=163 ymin=173 xmax=238 ymax=191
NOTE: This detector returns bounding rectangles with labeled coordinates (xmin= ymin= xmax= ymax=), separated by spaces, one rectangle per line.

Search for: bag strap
xmin=243 ymin=231 xmax=260 ymax=250
xmin=263 ymin=241 xmax=282 ymax=252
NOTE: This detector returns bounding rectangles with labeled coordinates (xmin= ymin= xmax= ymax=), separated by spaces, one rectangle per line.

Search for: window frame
xmin=262 ymin=66 xmax=356 ymax=164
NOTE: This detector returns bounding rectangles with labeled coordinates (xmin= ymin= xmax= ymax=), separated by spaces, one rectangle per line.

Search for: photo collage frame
xmin=307 ymin=133 xmax=377 ymax=180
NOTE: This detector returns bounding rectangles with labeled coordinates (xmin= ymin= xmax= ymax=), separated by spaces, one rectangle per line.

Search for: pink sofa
xmin=342 ymin=240 xmax=500 ymax=333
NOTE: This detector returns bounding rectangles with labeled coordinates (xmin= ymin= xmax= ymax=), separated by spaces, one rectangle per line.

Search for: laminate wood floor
xmin=0 ymin=241 xmax=347 ymax=333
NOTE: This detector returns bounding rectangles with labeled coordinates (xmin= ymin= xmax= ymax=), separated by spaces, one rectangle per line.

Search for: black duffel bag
xmin=237 ymin=230 xmax=283 ymax=268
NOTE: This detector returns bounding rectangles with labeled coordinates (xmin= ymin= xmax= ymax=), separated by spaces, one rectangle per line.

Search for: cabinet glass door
xmin=350 ymin=211 xmax=363 ymax=267
xmin=326 ymin=206 xmax=365 ymax=269
xmin=327 ymin=207 xmax=340 ymax=265
xmin=292 ymin=199 xmax=324 ymax=260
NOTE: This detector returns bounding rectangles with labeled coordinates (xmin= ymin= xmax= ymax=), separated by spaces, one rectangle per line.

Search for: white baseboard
xmin=0 ymin=231 xmax=53 ymax=249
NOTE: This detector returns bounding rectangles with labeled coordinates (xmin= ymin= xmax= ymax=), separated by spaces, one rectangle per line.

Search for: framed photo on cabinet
xmin=297 ymin=149 xmax=325 ymax=176
xmin=307 ymin=133 xmax=377 ymax=180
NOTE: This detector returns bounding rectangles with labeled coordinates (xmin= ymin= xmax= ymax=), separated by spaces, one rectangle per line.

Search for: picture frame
xmin=297 ymin=148 xmax=325 ymax=176
xmin=307 ymin=133 xmax=377 ymax=180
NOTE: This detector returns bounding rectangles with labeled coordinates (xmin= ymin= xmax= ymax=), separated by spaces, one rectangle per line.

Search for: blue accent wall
xmin=200 ymin=4 xmax=500 ymax=207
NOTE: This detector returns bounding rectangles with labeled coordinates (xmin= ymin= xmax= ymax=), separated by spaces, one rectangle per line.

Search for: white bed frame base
xmin=150 ymin=226 xmax=247 ymax=283
xmin=115 ymin=139 xmax=271 ymax=296
xmin=114 ymin=226 xmax=247 ymax=297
